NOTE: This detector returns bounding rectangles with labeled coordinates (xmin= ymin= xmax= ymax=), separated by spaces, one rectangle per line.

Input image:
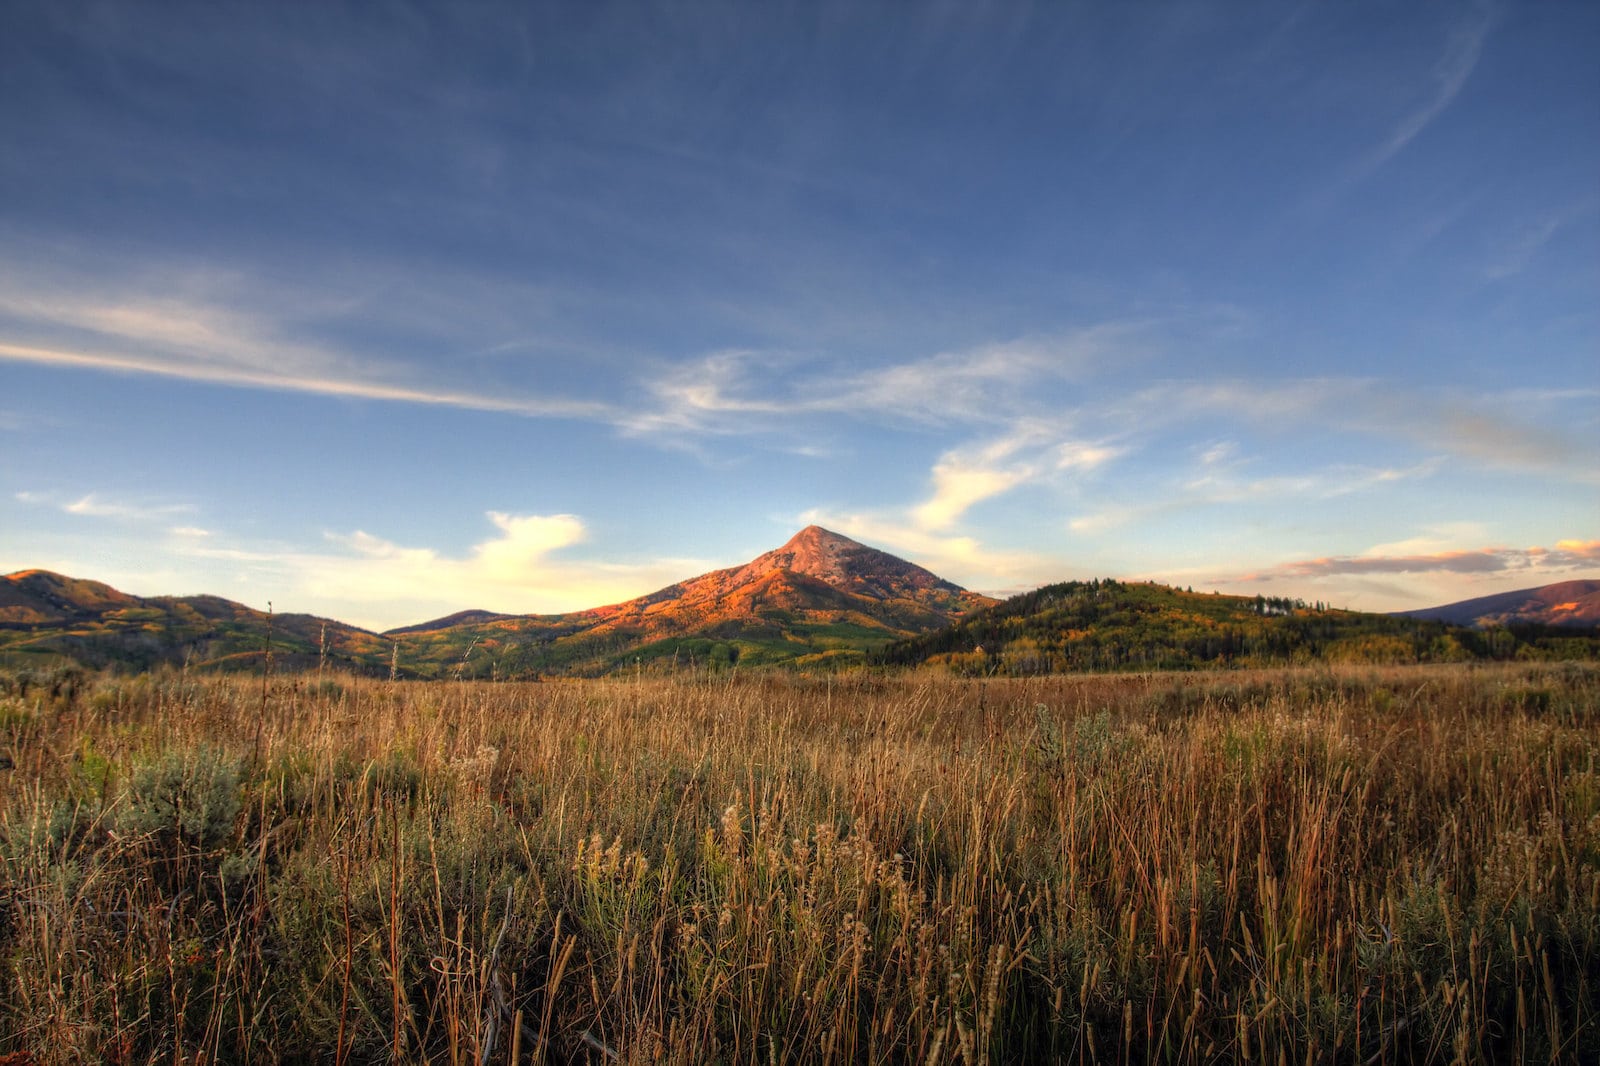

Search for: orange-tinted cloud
xmin=1239 ymin=539 xmax=1600 ymax=581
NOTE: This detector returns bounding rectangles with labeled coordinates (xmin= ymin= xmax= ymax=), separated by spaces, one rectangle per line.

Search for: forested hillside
xmin=875 ymin=579 xmax=1600 ymax=674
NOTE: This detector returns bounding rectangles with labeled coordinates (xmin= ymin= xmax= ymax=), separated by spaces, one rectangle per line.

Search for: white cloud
xmin=912 ymin=430 xmax=1043 ymax=531
xmin=826 ymin=329 xmax=1122 ymax=425
xmin=1071 ymin=453 xmax=1442 ymax=538
xmin=1055 ymin=441 xmax=1122 ymax=471
xmin=904 ymin=422 xmax=1124 ymax=533
xmin=1360 ymin=523 xmax=1491 ymax=558
xmin=0 ymin=340 xmax=612 ymax=422
xmin=17 ymin=490 xmax=196 ymax=522
xmin=1128 ymin=534 xmax=1600 ymax=615
xmin=473 ymin=512 xmax=589 ymax=575
xmin=1069 ymin=507 xmax=1136 ymax=535
xmin=1184 ymin=458 xmax=1443 ymax=503
xmin=1233 ymin=537 xmax=1600 ymax=582
xmin=193 ymin=512 xmax=711 ymax=629
xmin=622 ymin=349 xmax=793 ymax=435
xmin=914 ymin=461 xmax=1034 ymax=532
xmin=625 ymin=324 xmax=1147 ymax=438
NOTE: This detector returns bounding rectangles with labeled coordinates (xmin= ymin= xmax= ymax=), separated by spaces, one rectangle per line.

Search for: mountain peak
xmin=741 ymin=525 xmax=960 ymax=600
xmin=769 ymin=525 xmax=868 ymax=574
xmin=783 ymin=524 xmax=858 ymax=547
xmin=382 ymin=523 xmax=993 ymax=673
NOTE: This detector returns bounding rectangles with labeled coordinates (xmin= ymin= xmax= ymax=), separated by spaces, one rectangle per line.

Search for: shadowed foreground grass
xmin=0 ymin=664 xmax=1596 ymax=1063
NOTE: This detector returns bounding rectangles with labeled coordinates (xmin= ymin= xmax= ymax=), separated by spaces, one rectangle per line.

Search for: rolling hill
xmin=0 ymin=569 xmax=397 ymax=674
xmin=1395 ymin=580 xmax=1600 ymax=628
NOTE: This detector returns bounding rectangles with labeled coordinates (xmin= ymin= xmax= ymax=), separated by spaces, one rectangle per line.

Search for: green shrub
xmin=115 ymin=746 xmax=241 ymax=851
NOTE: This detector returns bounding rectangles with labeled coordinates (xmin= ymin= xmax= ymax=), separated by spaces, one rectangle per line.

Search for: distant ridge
xmin=1394 ymin=580 xmax=1600 ymax=629
xmin=875 ymin=578 xmax=1600 ymax=674
xmin=0 ymin=568 xmax=396 ymax=674
xmin=388 ymin=609 xmax=513 ymax=635
xmin=8 ymin=547 xmax=1595 ymax=678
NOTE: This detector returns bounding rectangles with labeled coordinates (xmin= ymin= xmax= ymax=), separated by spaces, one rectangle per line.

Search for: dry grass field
xmin=0 ymin=663 xmax=1595 ymax=1063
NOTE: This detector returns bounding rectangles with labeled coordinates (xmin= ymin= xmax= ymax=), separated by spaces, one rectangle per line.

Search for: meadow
xmin=0 ymin=662 xmax=1595 ymax=1063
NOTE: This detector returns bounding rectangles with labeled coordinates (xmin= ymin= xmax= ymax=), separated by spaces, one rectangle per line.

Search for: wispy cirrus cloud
xmin=4 ymin=279 xmax=1126 ymax=437
xmin=826 ymin=327 xmax=1135 ymax=426
xmin=0 ymin=340 xmax=611 ymax=421
xmin=62 ymin=494 xmax=194 ymax=521
xmin=643 ymin=363 xmax=1593 ymax=483
xmin=624 ymin=323 xmax=1146 ymax=437
xmin=1359 ymin=1 xmax=1493 ymax=177
xmin=1237 ymin=538 xmax=1600 ymax=582
xmin=1484 ymin=198 xmax=1600 ymax=280
xmin=0 ymin=268 xmax=1139 ymax=448
xmin=6 ymin=264 xmax=1590 ymax=517
xmin=1132 ymin=379 xmax=1594 ymax=480
xmin=1181 ymin=457 xmax=1444 ymax=502
xmin=1068 ymin=454 xmax=1443 ymax=535
xmin=0 ymin=267 xmax=615 ymax=423
xmin=16 ymin=490 xmax=195 ymax=523
xmin=1296 ymin=1 xmax=1494 ymax=215
xmin=620 ymin=350 xmax=796 ymax=436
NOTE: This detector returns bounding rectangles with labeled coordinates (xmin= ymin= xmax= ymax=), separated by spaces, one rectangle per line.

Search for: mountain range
xmin=2 ymin=527 xmax=1594 ymax=677
xmin=0 ymin=526 xmax=991 ymax=677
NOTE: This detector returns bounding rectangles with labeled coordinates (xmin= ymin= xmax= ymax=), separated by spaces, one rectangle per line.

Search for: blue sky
xmin=2 ymin=0 xmax=1596 ymax=631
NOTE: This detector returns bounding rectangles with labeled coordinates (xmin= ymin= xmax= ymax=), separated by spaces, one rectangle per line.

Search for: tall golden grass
xmin=0 ymin=663 xmax=1595 ymax=1063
